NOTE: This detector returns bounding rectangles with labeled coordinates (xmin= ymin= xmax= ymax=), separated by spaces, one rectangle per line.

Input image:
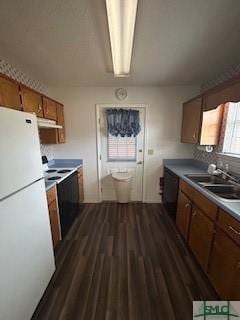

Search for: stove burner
xmin=46 ymin=169 xmax=57 ymax=173
xmin=57 ymin=169 xmax=72 ymax=173
xmin=48 ymin=176 xmax=61 ymax=181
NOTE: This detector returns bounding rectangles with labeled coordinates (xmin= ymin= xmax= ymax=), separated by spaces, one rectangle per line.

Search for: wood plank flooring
xmin=32 ymin=203 xmax=218 ymax=320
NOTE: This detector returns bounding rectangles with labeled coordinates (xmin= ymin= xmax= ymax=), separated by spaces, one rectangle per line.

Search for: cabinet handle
xmin=185 ymin=203 xmax=190 ymax=208
xmin=45 ymin=106 xmax=48 ymax=114
xmin=237 ymin=262 xmax=240 ymax=269
xmin=192 ymin=211 xmax=197 ymax=217
xmin=228 ymin=225 xmax=240 ymax=235
xmin=38 ymin=104 xmax=42 ymax=112
xmin=193 ymin=132 xmax=197 ymax=142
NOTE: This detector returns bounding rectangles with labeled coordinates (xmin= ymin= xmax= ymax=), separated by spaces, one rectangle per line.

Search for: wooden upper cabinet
xmin=208 ymin=228 xmax=240 ymax=299
xmin=0 ymin=75 xmax=21 ymax=110
xmin=176 ymin=190 xmax=192 ymax=240
xmin=181 ymin=97 xmax=202 ymax=143
xmin=43 ymin=97 xmax=57 ymax=120
xmin=57 ymin=104 xmax=65 ymax=143
xmin=204 ymin=80 xmax=240 ymax=111
xmin=188 ymin=205 xmax=215 ymax=272
xmin=20 ymin=85 xmax=43 ymax=117
xmin=181 ymin=95 xmax=223 ymax=146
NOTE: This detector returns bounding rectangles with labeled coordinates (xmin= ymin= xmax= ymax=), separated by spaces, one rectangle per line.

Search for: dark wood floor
xmin=32 ymin=203 xmax=217 ymax=320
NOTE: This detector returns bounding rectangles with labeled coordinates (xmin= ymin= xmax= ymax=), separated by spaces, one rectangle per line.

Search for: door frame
xmin=96 ymin=104 xmax=148 ymax=202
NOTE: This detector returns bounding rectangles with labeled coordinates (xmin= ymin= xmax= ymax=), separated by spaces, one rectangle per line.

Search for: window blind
xmin=223 ymin=102 xmax=240 ymax=155
xmin=108 ymin=134 xmax=136 ymax=161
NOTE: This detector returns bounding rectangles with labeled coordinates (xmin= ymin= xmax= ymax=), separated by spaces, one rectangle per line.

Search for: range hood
xmin=37 ymin=117 xmax=62 ymax=129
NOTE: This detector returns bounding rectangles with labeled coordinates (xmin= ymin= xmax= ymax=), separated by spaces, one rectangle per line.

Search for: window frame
xmin=222 ymin=102 xmax=240 ymax=156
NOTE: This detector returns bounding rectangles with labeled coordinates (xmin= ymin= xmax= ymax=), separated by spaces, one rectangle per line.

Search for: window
xmin=223 ymin=102 xmax=240 ymax=155
xmin=108 ymin=133 xmax=136 ymax=161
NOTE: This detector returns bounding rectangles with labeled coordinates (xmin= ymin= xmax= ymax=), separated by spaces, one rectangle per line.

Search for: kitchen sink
xmin=204 ymin=185 xmax=240 ymax=200
xmin=185 ymin=174 xmax=232 ymax=186
xmin=185 ymin=174 xmax=240 ymax=201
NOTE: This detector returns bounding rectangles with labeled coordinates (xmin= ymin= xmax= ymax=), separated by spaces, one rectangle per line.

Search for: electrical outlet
xmin=148 ymin=149 xmax=154 ymax=155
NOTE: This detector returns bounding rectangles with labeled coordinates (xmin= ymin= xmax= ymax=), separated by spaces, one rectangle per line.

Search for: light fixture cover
xmin=106 ymin=0 xmax=138 ymax=77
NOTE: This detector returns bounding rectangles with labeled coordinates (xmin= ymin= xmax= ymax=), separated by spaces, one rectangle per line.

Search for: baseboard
xmin=143 ymin=199 xmax=162 ymax=203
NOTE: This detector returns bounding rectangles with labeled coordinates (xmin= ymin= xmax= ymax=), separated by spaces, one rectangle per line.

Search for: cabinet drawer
xmin=218 ymin=209 xmax=240 ymax=246
xmin=46 ymin=186 xmax=57 ymax=204
xmin=193 ymin=190 xmax=218 ymax=221
xmin=179 ymin=179 xmax=195 ymax=198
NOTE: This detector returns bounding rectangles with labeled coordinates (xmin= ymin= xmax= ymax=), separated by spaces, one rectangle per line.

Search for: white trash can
xmin=112 ymin=172 xmax=132 ymax=203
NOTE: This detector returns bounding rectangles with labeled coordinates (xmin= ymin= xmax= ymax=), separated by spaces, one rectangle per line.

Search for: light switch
xmin=148 ymin=149 xmax=154 ymax=155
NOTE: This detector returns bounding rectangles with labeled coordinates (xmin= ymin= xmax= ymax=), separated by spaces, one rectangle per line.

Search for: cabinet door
xmin=48 ymin=200 xmax=61 ymax=248
xmin=43 ymin=97 xmax=57 ymax=120
xmin=208 ymin=228 xmax=240 ymax=299
xmin=78 ymin=168 xmax=84 ymax=203
xmin=176 ymin=191 xmax=192 ymax=240
xmin=188 ymin=205 xmax=215 ymax=271
xmin=181 ymin=97 xmax=202 ymax=143
xmin=20 ymin=85 xmax=43 ymax=117
xmin=57 ymin=104 xmax=65 ymax=143
xmin=0 ymin=76 xmax=21 ymax=110
xmin=200 ymin=104 xmax=223 ymax=145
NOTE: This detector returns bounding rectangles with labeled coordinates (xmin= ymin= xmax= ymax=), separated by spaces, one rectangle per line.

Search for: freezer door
xmin=0 ymin=179 xmax=55 ymax=320
xmin=0 ymin=107 xmax=43 ymax=200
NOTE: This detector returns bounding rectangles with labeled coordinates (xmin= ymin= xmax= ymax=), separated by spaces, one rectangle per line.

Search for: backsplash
xmin=201 ymin=63 xmax=240 ymax=92
xmin=40 ymin=144 xmax=55 ymax=161
xmin=0 ymin=58 xmax=47 ymax=94
xmin=194 ymin=65 xmax=240 ymax=175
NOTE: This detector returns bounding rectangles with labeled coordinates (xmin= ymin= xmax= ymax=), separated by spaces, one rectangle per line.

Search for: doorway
xmin=96 ymin=104 xmax=147 ymax=202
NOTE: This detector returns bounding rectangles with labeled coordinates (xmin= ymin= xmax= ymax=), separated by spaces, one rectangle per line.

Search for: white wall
xmin=47 ymin=86 xmax=199 ymax=203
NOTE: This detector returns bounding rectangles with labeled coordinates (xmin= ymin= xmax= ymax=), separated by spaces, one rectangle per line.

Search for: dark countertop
xmin=48 ymin=159 xmax=83 ymax=169
xmin=164 ymin=159 xmax=240 ymax=222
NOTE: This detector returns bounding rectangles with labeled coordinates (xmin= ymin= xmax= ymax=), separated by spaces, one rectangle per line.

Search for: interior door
xmin=100 ymin=107 xmax=145 ymax=201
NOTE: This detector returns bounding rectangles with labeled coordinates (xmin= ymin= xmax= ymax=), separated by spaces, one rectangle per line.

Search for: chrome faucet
xmin=216 ymin=168 xmax=240 ymax=184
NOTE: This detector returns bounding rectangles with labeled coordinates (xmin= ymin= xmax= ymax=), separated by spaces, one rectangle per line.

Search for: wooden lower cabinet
xmin=176 ymin=179 xmax=240 ymax=298
xmin=47 ymin=186 xmax=61 ymax=247
xmin=176 ymin=190 xmax=192 ymax=240
xmin=77 ymin=167 xmax=84 ymax=203
xmin=208 ymin=228 xmax=240 ymax=299
xmin=188 ymin=205 xmax=215 ymax=271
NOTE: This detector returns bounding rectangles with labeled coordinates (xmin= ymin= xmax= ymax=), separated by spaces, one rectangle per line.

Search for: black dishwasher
xmin=162 ymin=167 xmax=179 ymax=219
xmin=57 ymin=171 xmax=79 ymax=238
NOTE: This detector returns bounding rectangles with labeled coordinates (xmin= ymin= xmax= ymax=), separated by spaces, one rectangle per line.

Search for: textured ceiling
xmin=0 ymin=0 xmax=240 ymax=86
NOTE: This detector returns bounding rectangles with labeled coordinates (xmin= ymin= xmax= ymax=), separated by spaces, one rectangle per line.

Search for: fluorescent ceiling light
xmin=106 ymin=0 xmax=138 ymax=77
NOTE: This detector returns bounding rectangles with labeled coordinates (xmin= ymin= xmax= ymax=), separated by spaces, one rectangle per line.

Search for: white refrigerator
xmin=0 ymin=107 xmax=55 ymax=320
